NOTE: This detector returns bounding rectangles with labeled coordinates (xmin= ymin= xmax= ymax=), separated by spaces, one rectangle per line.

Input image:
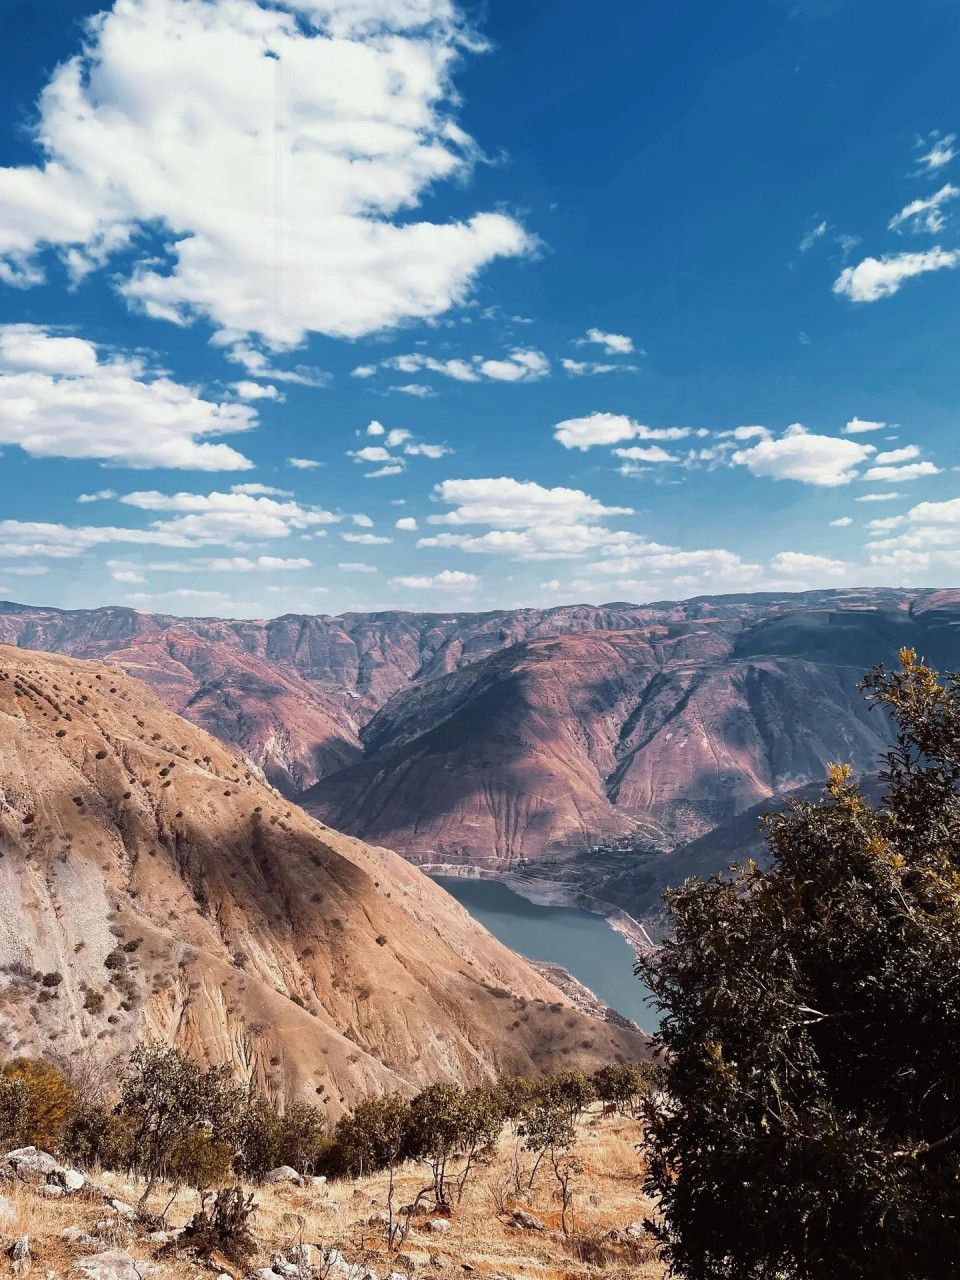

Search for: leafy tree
xmin=335 ymin=1093 xmax=413 ymax=1246
xmin=519 ymin=1097 xmax=576 ymax=1193
xmin=408 ymin=1082 xmax=468 ymax=1207
xmin=121 ymin=1045 xmax=240 ymax=1204
xmin=491 ymin=1074 xmax=538 ymax=1126
xmin=2 ymin=1058 xmax=76 ymax=1149
xmin=591 ymin=1061 xmax=655 ymax=1116
xmin=62 ymin=1103 xmax=136 ymax=1170
xmin=639 ymin=650 xmax=960 ymax=1280
xmin=451 ymin=1087 xmax=503 ymax=1203
xmin=540 ymin=1069 xmax=595 ymax=1125
xmin=167 ymin=1128 xmax=235 ymax=1192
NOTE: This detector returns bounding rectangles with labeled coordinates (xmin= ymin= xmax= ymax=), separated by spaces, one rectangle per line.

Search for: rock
xmin=9 ymin=1236 xmax=31 ymax=1277
xmin=253 ymin=1269 xmax=283 ymax=1280
xmin=0 ymin=1192 xmax=18 ymax=1227
xmin=367 ymin=1211 xmax=389 ymax=1228
xmin=146 ymin=1233 xmax=174 ymax=1246
xmin=262 ymin=1166 xmax=303 ymax=1186
xmin=109 ymin=1201 xmax=136 ymax=1220
xmin=423 ymin=1218 xmax=450 ymax=1235
xmin=510 ymin=1210 xmax=546 ymax=1231
xmin=284 ymin=1245 xmax=316 ymax=1271
xmin=72 ymin=1254 xmax=152 ymax=1280
xmin=624 ymin=1220 xmax=645 ymax=1239
xmin=317 ymin=1200 xmax=339 ymax=1214
xmin=41 ymin=1185 xmax=65 ymax=1199
xmin=50 ymin=1169 xmax=87 ymax=1193
xmin=7 ymin=1148 xmax=62 ymax=1182
xmin=308 ymin=1175 xmax=326 ymax=1189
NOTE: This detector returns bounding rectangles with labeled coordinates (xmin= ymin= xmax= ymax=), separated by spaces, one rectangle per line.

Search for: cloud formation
xmin=833 ymin=248 xmax=959 ymax=302
xmin=0 ymin=324 xmax=255 ymax=469
xmin=731 ymin=424 xmax=874 ymax=487
xmin=0 ymin=0 xmax=530 ymax=346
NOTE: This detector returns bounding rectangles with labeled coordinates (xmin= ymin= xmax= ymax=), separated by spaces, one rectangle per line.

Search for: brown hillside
xmin=0 ymin=644 xmax=647 ymax=1112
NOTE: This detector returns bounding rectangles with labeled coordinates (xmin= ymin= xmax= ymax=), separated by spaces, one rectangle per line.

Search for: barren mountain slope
xmin=0 ymin=590 xmax=926 ymax=798
xmin=0 ymin=644 xmax=647 ymax=1112
xmin=304 ymin=602 xmax=951 ymax=867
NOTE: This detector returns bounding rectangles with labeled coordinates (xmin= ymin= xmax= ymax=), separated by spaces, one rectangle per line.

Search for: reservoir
xmin=432 ymin=876 xmax=660 ymax=1032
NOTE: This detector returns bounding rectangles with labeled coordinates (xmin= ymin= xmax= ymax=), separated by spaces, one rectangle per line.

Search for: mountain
xmin=0 ymin=643 xmax=648 ymax=1110
xmin=3 ymin=588 xmax=960 ymax=887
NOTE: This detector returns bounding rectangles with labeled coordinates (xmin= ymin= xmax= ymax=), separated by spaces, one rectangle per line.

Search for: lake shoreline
xmin=419 ymin=860 xmax=658 ymax=956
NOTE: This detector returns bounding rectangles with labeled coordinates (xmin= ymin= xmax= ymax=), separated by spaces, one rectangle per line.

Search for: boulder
xmin=510 ymin=1210 xmax=546 ymax=1231
xmin=284 ymin=1244 xmax=317 ymax=1271
xmin=108 ymin=1200 xmax=136 ymax=1220
xmin=9 ymin=1236 xmax=31 ymax=1277
xmin=262 ymin=1166 xmax=303 ymax=1186
xmin=6 ymin=1148 xmax=61 ymax=1182
xmin=40 ymin=1186 xmax=65 ymax=1199
xmin=308 ymin=1175 xmax=326 ymax=1189
xmin=72 ymin=1254 xmax=153 ymax=1280
xmin=50 ymin=1169 xmax=86 ymax=1193
xmin=423 ymin=1218 xmax=450 ymax=1236
xmin=624 ymin=1220 xmax=645 ymax=1239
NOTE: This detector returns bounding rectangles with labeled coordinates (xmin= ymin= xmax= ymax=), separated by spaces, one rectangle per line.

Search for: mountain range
xmin=3 ymin=588 xmax=959 ymax=922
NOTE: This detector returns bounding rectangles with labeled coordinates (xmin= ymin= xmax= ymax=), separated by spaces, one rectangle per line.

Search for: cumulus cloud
xmin=395 ymin=516 xmax=418 ymax=530
xmin=553 ymin=411 xmax=691 ymax=451
xmin=770 ymin=551 xmax=847 ymax=576
xmin=339 ymin=561 xmax=378 ymax=573
xmin=613 ymin=445 xmax=678 ymax=463
xmin=148 ymin=555 xmax=312 ymax=571
xmin=830 ymin=516 xmax=853 ymax=527
xmin=230 ymin=381 xmax=282 ymax=401
xmin=833 ymin=248 xmax=959 ymax=302
xmin=888 ymin=184 xmax=959 ymax=234
xmin=560 ymin=358 xmax=636 ymax=376
xmin=419 ymin=476 xmax=636 ymax=561
xmin=378 ymin=348 xmax=549 ymax=384
xmin=0 ymin=0 xmax=531 ymax=345
xmin=341 ymin=531 xmax=392 ymax=544
xmin=77 ymin=489 xmax=117 ymax=503
xmin=0 ymin=324 xmax=255 ymax=469
xmin=731 ymin=424 xmax=874 ymax=487
xmin=862 ymin=460 xmax=940 ymax=482
xmin=118 ymin=488 xmax=339 ymax=544
xmin=389 ymin=568 xmax=479 ymax=590
xmin=287 ymin=457 xmax=323 ymax=469
xmin=574 ymin=328 xmax=635 ymax=355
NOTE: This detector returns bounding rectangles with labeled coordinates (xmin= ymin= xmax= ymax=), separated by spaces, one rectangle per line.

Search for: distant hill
xmin=0 ymin=643 xmax=647 ymax=1108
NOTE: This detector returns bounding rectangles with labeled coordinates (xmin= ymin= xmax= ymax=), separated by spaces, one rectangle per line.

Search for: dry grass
xmin=0 ymin=1110 xmax=664 ymax=1280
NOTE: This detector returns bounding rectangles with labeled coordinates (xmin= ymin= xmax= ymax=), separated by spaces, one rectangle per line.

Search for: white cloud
xmin=147 ymin=555 xmax=312 ymax=571
xmin=717 ymin=425 xmax=771 ymax=441
xmin=385 ymin=429 xmax=411 ymax=447
xmin=351 ymin=513 xmax=374 ymax=527
xmin=351 ymin=365 xmax=377 ymax=379
xmin=872 ymin=445 xmax=920 ymax=464
xmin=366 ymin=420 xmax=385 ymax=436
xmin=770 ymin=551 xmax=847 ymax=576
xmin=830 ymin=516 xmax=853 ymax=527
xmin=732 ymin=424 xmax=874 ymax=487
xmin=395 ymin=517 xmax=418 ymax=530
xmin=111 ymin=568 xmax=146 ymax=584
xmin=339 ymin=561 xmax=378 ymax=573
xmin=389 ymin=384 xmax=435 ymax=397
xmin=862 ymin=460 xmax=940 ymax=482
xmin=906 ymin=497 xmax=960 ymax=524
xmin=561 ymin=359 xmax=635 ymax=376
xmin=889 ymin=184 xmax=959 ymax=234
xmin=613 ymin=445 xmax=678 ymax=463
xmin=575 ymin=328 xmax=634 ymax=355
xmin=287 ymin=457 xmax=323 ymax=469
xmin=119 ymin=488 xmax=338 ymax=543
xmin=474 ymin=350 xmax=549 ymax=382
xmin=833 ymin=248 xmax=959 ymax=302
xmin=380 ymin=348 xmax=549 ymax=384
xmin=553 ymin=411 xmax=690 ymax=451
xmin=224 ymin=345 xmax=330 ymax=386
xmin=77 ymin=489 xmax=117 ymax=503
xmin=586 ymin=544 xmax=764 ymax=585
xmin=799 ymin=220 xmax=827 ymax=252
xmin=349 ymin=445 xmax=394 ymax=463
xmin=365 ymin=463 xmax=405 ymax=477
xmin=917 ymin=132 xmax=956 ymax=173
xmin=230 ymin=483 xmax=292 ymax=496
xmin=390 ymin=569 xmax=479 ymax=590
xmin=844 ymin=417 xmax=887 ymax=434
xmin=230 ymin=381 xmax=282 ymax=401
xmin=0 ymin=0 xmax=531 ymax=345
xmin=0 ymin=324 xmax=255 ymax=469
xmin=855 ymin=492 xmax=903 ymax=502
xmin=341 ymin=531 xmax=392 ymax=544
xmin=404 ymin=442 xmax=451 ymax=458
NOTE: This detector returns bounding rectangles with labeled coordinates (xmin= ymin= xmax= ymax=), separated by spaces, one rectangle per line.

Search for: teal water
xmin=432 ymin=876 xmax=660 ymax=1032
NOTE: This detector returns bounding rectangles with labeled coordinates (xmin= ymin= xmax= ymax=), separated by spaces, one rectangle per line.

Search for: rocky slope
xmin=3 ymin=589 xmax=960 ymax=881
xmin=0 ymin=644 xmax=647 ymax=1111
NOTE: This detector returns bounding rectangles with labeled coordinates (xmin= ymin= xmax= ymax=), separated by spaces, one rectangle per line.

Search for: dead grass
xmin=0 ymin=1109 xmax=664 ymax=1280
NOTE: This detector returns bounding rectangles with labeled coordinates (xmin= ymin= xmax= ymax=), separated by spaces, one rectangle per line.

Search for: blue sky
xmin=2 ymin=0 xmax=960 ymax=618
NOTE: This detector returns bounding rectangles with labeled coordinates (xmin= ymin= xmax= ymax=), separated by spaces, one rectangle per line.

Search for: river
xmin=432 ymin=875 xmax=661 ymax=1033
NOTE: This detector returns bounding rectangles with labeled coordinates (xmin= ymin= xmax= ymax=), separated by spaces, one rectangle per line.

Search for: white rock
xmin=7 ymin=1148 xmax=62 ymax=1182
xmin=40 ymin=1186 xmax=65 ymax=1199
xmin=423 ymin=1218 xmax=450 ymax=1235
xmin=308 ymin=1175 xmax=326 ymax=1188
xmin=51 ymin=1169 xmax=86 ymax=1193
xmin=108 ymin=1201 xmax=136 ymax=1220
xmin=262 ymin=1166 xmax=303 ymax=1186
xmin=72 ymin=1252 xmax=153 ymax=1280
xmin=511 ymin=1209 xmax=546 ymax=1231
xmin=624 ymin=1220 xmax=645 ymax=1239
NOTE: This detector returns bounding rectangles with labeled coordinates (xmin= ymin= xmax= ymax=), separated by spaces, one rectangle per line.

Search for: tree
xmin=519 ymin=1097 xmax=575 ymax=1194
xmin=2 ymin=1058 xmax=76 ymax=1149
xmin=591 ymin=1062 xmax=655 ymax=1116
xmin=335 ymin=1094 xmax=412 ymax=1247
xmin=451 ymin=1087 xmax=502 ymax=1204
xmin=539 ymin=1069 xmax=595 ymax=1125
xmin=638 ymin=650 xmax=960 ymax=1280
xmin=0 ymin=1074 xmax=29 ymax=1148
xmin=121 ymin=1045 xmax=240 ymax=1205
xmin=408 ymin=1082 xmax=468 ymax=1207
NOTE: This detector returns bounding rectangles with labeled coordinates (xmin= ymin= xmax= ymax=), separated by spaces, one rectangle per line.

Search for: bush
xmin=168 ymin=1128 xmax=235 ymax=1190
xmin=1 ymin=1058 xmax=77 ymax=1149
xmin=591 ymin=1061 xmax=655 ymax=1115
xmin=61 ymin=1103 xmax=136 ymax=1170
xmin=0 ymin=1075 xmax=29 ymax=1148
xmin=178 ymin=1186 xmax=257 ymax=1266
xmin=639 ymin=650 xmax=960 ymax=1280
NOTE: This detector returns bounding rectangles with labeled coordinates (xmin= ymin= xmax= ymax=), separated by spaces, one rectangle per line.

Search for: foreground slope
xmin=0 ymin=645 xmax=647 ymax=1109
